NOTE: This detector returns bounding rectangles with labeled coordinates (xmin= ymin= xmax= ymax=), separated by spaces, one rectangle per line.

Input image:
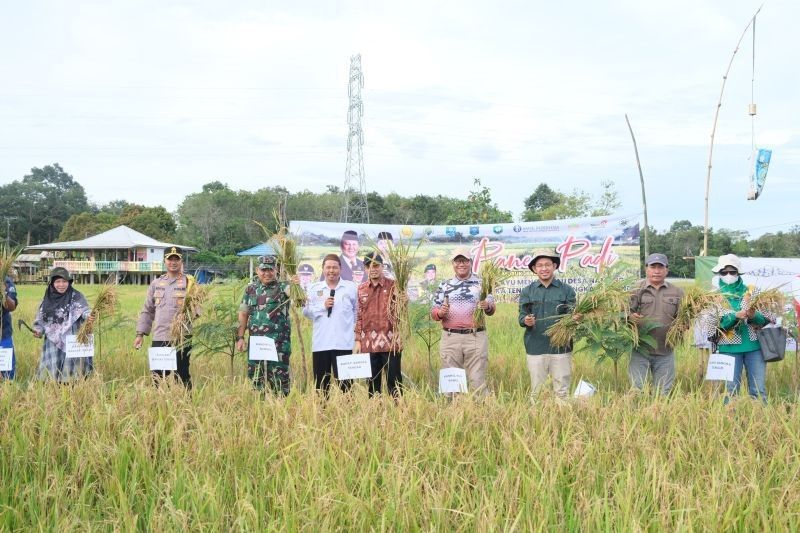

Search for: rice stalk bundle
xmin=665 ymin=285 xmax=727 ymax=348
xmin=76 ymin=280 xmax=118 ymax=344
xmin=0 ymin=245 xmax=21 ymax=334
xmin=170 ymin=280 xmax=209 ymax=348
xmin=546 ymin=267 xmax=634 ymax=348
xmin=383 ymin=238 xmax=422 ymax=351
xmin=473 ymin=259 xmax=512 ymax=328
xmin=254 ymin=219 xmax=306 ymax=307
xmin=743 ymin=286 xmax=786 ymax=317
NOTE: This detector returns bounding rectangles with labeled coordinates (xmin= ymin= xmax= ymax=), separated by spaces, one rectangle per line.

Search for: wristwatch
xmin=237 ymin=335 xmax=244 ymax=341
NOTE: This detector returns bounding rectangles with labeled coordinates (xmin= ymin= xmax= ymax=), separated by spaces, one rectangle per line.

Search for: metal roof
xmin=236 ymin=243 xmax=276 ymax=256
xmin=25 ymin=225 xmax=197 ymax=252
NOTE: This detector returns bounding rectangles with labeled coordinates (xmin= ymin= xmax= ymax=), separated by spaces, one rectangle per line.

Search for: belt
xmin=443 ymin=327 xmax=485 ymax=334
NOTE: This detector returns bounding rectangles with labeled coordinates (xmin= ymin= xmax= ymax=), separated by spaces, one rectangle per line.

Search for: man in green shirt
xmin=518 ymin=250 xmax=576 ymax=400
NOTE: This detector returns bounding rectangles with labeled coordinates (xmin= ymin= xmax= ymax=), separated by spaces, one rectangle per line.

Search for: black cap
xmin=165 ymin=246 xmax=183 ymax=260
xmin=424 ymin=263 xmax=436 ymax=272
xmin=298 ymin=263 xmax=314 ymax=274
xmin=363 ymin=252 xmax=384 ymax=266
xmin=377 ymin=231 xmax=393 ymax=241
xmin=645 ymin=253 xmax=669 ymax=267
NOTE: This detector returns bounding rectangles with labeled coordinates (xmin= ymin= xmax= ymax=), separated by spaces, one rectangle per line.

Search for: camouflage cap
xmin=257 ymin=255 xmax=277 ymax=270
xmin=50 ymin=266 xmax=73 ymax=281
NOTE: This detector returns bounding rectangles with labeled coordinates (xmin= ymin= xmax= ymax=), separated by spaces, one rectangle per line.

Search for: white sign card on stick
xmin=439 ymin=368 xmax=468 ymax=394
xmin=249 ymin=336 xmax=279 ymax=362
xmin=65 ymin=334 xmax=95 ymax=359
xmin=705 ymin=353 xmax=735 ymax=382
xmin=336 ymin=353 xmax=372 ymax=379
xmin=573 ymin=379 xmax=597 ymax=397
xmin=0 ymin=348 xmax=12 ymax=372
xmin=149 ymin=347 xmax=178 ymax=371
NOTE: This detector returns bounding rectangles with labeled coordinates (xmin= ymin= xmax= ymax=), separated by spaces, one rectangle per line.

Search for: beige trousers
xmin=527 ymin=353 xmax=572 ymax=399
xmin=440 ymin=330 xmax=489 ymax=394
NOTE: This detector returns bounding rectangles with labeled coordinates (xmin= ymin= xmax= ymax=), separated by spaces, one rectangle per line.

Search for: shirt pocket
xmin=664 ymin=296 xmax=680 ymax=317
xmin=639 ymin=292 xmax=656 ymax=314
xmin=525 ymin=298 xmax=546 ymax=317
xmin=154 ymin=288 xmax=166 ymax=306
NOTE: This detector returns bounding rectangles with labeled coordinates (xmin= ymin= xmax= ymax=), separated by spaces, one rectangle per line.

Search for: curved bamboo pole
xmin=703 ymin=4 xmax=763 ymax=256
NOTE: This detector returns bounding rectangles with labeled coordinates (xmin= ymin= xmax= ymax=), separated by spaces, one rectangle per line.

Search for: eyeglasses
xmin=719 ymin=269 xmax=738 ymax=275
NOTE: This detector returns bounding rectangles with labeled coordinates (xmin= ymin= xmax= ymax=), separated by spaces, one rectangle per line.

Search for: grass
xmin=3 ymin=283 xmax=800 ymax=529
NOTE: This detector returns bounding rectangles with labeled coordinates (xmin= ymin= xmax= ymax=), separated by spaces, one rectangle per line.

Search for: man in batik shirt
xmin=355 ymin=252 xmax=403 ymax=397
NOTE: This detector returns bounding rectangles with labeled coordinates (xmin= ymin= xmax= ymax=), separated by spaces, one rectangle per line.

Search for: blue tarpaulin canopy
xmin=236 ymin=243 xmax=276 ymax=256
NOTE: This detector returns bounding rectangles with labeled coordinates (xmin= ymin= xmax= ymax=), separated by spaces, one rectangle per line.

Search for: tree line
xmin=1 ymin=164 xmax=798 ymax=277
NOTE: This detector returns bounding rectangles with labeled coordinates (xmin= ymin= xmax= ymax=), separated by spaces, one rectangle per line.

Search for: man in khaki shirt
xmin=629 ymin=253 xmax=684 ymax=395
xmin=134 ymin=246 xmax=195 ymax=388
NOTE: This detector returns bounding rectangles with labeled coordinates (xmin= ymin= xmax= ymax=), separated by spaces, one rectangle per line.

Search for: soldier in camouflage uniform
xmin=236 ymin=255 xmax=297 ymax=395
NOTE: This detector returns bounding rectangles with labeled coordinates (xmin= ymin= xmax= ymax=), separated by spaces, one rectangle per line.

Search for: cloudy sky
xmin=1 ymin=0 xmax=797 ymax=236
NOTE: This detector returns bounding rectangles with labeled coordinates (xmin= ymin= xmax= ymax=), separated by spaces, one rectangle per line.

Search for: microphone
xmin=327 ymin=289 xmax=335 ymax=317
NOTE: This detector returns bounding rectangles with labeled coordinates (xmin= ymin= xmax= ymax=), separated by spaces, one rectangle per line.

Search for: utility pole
xmin=341 ymin=54 xmax=370 ymax=224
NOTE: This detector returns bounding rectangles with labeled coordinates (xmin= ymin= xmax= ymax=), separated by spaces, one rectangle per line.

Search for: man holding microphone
xmin=303 ymin=253 xmax=358 ymax=394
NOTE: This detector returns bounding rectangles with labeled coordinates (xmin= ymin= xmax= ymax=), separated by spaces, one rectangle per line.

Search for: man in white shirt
xmin=303 ymin=253 xmax=358 ymax=394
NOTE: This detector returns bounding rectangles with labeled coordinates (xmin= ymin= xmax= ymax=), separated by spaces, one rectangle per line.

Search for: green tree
xmin=117 ymin=205 xmax=177 ymax=241
xmin=0 ymin=164 xmax=88 ymax=245
xmin=58 ymin=212 xmax=117 ymax=241
xmin=444 ymin=178 xmax=513 ymax=225
xmin=522 ymin=181 xmax=620 ymax=221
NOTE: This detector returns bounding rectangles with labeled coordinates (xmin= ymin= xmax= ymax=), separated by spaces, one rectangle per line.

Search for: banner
xmin=289 ymin=213 xmax=640 ymax=303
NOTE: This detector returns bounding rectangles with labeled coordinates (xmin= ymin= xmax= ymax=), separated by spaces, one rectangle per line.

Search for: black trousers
xmin=151 ymin=340 xmax=192 ymax=389
xmin=369 ymin=351 xmax=403 ymax=397
xmin=313 ymin=349 xmax=352 ymax=394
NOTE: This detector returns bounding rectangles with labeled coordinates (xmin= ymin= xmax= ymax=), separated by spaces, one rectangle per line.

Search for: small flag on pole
xmin=747 ymin=148 xmax=772 ymax=200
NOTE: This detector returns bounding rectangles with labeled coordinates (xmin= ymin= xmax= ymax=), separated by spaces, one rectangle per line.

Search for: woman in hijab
xmin=32 ymin=267 xmax=94 ymax=381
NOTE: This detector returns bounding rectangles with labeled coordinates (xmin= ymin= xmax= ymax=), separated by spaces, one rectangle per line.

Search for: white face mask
xmin=721 ymin=274 xmax=739 ymax=284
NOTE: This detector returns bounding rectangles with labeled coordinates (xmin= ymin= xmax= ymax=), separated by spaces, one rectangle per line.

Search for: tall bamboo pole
xmin=625 ymin=114 xmax=649 ymax=261
xmin=703 ymin=5 xmax=763 ymax=256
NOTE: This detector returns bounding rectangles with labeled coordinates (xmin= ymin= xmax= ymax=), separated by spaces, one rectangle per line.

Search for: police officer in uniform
xmin=134 ymin=246 xmax=196 ymax=388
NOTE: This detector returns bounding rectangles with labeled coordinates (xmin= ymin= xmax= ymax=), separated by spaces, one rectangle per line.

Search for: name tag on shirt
xmin=249 ymin=336 xmax=279 ymax=361
xmin=66 ymin=334 xmax=95 ymax=358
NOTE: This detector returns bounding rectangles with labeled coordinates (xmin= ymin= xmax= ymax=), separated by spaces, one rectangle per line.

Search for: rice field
xmin=2 ymin=283 xmax=800 ymax=530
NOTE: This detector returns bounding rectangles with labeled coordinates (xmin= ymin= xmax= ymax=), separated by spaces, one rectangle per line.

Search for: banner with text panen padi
xmin=289 ymin=213 xmax=641 ymax=303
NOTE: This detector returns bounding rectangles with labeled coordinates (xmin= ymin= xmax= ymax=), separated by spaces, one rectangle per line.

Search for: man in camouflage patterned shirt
xmin=236 ymin=255 xmax=298 ymax=395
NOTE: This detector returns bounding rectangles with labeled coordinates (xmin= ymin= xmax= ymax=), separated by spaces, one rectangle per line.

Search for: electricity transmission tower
xmin=340 ymin=54 xmax=369 ymax=223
